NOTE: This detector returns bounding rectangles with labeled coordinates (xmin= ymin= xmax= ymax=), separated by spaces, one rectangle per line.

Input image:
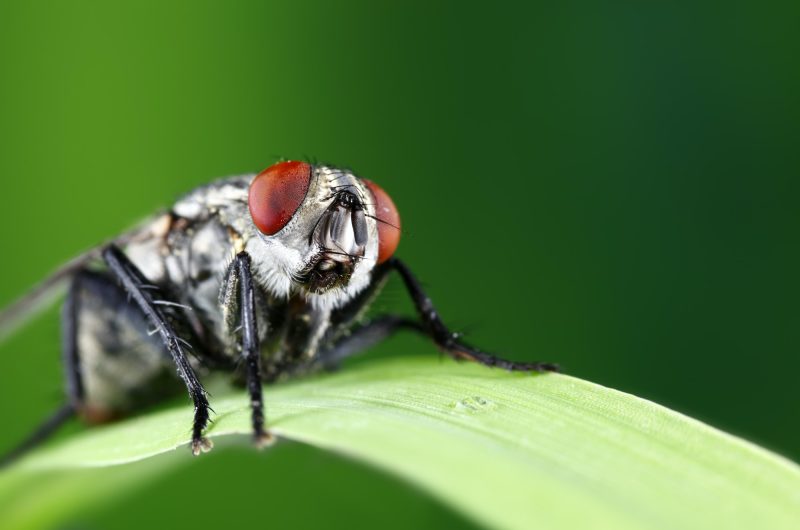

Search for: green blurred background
xmin=0 ymin=1 xmax=798 ymax=528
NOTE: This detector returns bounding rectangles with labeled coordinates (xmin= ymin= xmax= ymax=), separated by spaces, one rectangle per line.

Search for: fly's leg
xmin=220 ymin=252 xmax=271 ymax=447
xmin=0 ymin=404 xmax=75 ymax=468
xmin=103 ymin=245 xmax=213 ymax=455
xmin=0 ymin=273 xmax=94 ymax=464
xmin=2 ymin=267 xmax=177 ymax=467
xmin=68 ymin=269 xmax=189 ymax=419
xmin=2 ymin=271 xmax=104 ymax=467
xmin=313 ymin=316 xmax=421 ymax=370
xmin=315 ymin=310 xmax=557 ymax=372
xmin=62 ymin=276 xmax=85 ymax=407
xmin=237 ymin=252 xmax=270 ymax=447
xmin=315 ymin=259 xmax=559 ymax=372
xmin=387 ymin=258 xmax=560 ymax=372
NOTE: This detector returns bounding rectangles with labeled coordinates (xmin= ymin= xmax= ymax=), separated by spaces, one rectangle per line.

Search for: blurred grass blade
xmin=1 ymin=357 xmax=798 ymax=530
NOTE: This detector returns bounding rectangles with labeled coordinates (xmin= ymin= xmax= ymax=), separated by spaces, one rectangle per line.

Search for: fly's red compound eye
xmin=364 ymin=179 xmax=401 ymax=263
xmin=249 ymin=161 xmax=312 ymax=235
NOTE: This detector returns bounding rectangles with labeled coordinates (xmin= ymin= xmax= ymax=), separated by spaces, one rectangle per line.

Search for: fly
xmin=0 ymin=161 xmax=558 ymax=465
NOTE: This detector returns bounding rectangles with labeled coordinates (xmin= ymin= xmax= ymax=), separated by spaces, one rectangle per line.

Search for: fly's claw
xmin=254 ymin=430 xmax=276 ymax=450
xmin=450 ymin=341 xmax=560 ymax=373
xmin=491 ymin=357 xmax=562 ymax=373
xmin=191 ymin=436 xmax=214 ymax=456
xmin=511 ymin=361 xmax=561 ymax=373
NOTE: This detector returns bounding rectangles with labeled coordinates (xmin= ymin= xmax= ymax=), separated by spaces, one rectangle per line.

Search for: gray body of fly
xmin=0 ymin=161 xmax=558 ymax=464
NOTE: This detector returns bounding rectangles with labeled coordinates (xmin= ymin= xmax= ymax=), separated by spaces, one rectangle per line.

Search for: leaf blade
xmin=1 ymin=357 xmax=798 ymax=530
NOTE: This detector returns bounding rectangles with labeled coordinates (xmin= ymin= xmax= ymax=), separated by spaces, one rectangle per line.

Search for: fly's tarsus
xmin=449 ymin=345 xmax=561 ymax=373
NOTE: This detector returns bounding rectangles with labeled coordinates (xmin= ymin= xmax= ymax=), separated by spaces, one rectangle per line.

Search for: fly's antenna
xmin=0 ymin=403 xmax=75 ymax=468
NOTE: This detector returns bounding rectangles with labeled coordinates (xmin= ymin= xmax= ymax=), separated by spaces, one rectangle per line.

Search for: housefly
xmin=0 ymin=161 xmax=558 ymax=464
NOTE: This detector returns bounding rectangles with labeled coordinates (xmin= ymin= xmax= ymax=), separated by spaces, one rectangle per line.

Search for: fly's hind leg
xmin=0 ymin=404 xmax=74 ymax=468
xmin=0 ymin=266 xmax=183 ymax=467
xmin=2 ymin=273 xmax=92 ymax=462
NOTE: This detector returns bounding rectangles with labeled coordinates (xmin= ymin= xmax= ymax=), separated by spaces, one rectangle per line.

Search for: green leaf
xmin=1 ymin=357 xmax=798 ymax=530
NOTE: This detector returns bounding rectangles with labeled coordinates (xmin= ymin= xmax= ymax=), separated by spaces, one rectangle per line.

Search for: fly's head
xmin=246 ymin=161 xmax=401 ymax=308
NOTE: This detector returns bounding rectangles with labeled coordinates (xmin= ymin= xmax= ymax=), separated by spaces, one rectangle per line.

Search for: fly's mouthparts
xmin=292 ymin=251 xmax=356 ymax=293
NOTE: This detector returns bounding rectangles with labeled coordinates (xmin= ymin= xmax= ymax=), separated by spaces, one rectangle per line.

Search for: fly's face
xmin=247 ymin=161 xmax=401 ymax=307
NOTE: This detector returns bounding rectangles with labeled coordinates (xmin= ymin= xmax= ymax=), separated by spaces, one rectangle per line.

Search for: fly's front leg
xmin=221 ymin=252 xmax=272 ymax=447
xmin=103 ymin=245 xmax=213 ymax=455
xmin=387 ymin=258 xmax=560 ymax=372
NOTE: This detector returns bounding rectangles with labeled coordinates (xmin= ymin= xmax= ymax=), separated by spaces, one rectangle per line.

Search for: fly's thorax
xmin=245 ymin=164 xmax=381 ymax=311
